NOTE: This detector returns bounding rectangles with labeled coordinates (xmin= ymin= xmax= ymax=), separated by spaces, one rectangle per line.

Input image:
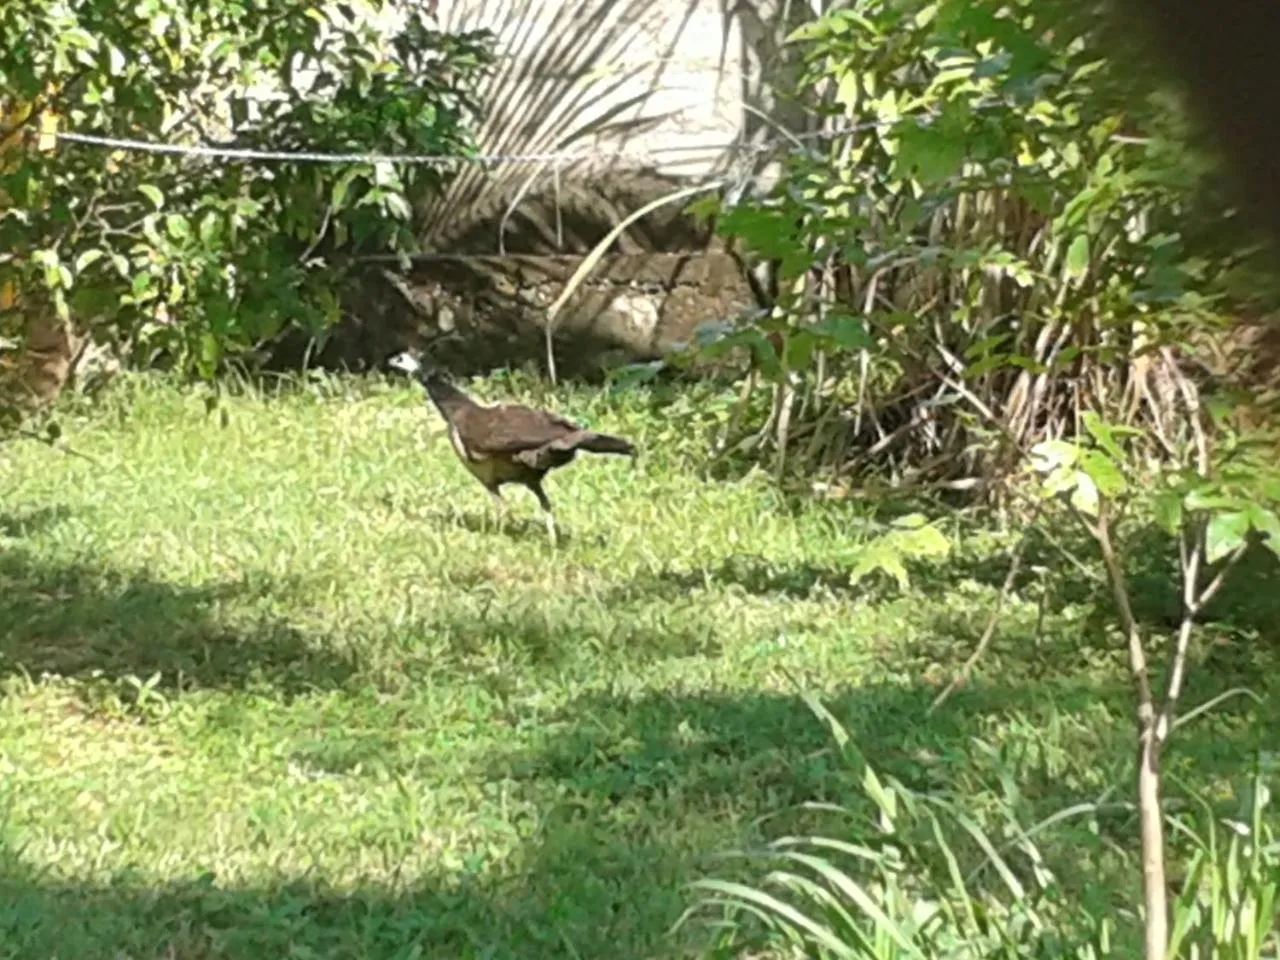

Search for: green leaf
xmin=1205 ymin=510 xmax=1251 ymax=564
xmin=1081 ymin=411 xmax=1125 ymax=461
xmin=1064 ymin=234 xmax=1090 ymax=281
xmin=716 ymin=207 xmax=798 ymax=260
xmin=165 ymin=214 xmax=190 ymax=241
xmin=383 ymin=192 xmax=412 ymax=220
xmin=74 ymin=248 xmax=105 ymax=272
xmin=1029 ymin=439 xmax=1079 ymax=474
xmin=1078 ymin=449 xmax=1127 ymax=499
xmin=330 ymin=168 xmax=362 ymax=210
xmin=785 ymin=330 xmax=814 ymax=371
xmin=1153 ymin=489 xmax=1184 ymax=536
xmin=199 ymin=213 xmax=220 ymax=246
xmin=891 ymin=513 xmax=928 ymax=530
xmin=197 ymin=332 xmax=221 ymax=380
xmin=811 ymin=312 xmax=874 ymax=350
xmin=899 ymin=524 xmax=951 ymax=558
xmin=138 ymin=184 xmax=164 ymax=209
xmin=1184 ymin=487 xmax=1245 ymax=512
xmin=893 ymin=121 xmax=965 ymax=186
xmin=1245 ymin=506 xmax=1280 ymax=559
xmin=1069 ymin=470 xmax=1100 ymax=516
xmin=835 ymin=70 xmax=858 ymax=111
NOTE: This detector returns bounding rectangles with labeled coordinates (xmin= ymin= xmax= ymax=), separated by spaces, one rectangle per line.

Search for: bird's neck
xmin=421 ymin=371 xmax=479 ymax=420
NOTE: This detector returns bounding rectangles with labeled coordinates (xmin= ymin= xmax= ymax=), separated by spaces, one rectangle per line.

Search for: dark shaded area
xmin=928 ymin=522 xmax=1280 ymax=643
xmin=0 ymin=506 xmax=74 ymax=539
xmin=1103 ymin=0 xmax=1280 ymax=257
xmin=1 ymin=506 xmax=1274 ymax=959
xmin=372 ymin=495 xmax=590 ymax=547
xmin=3 ymin=677 xmax=1271 ymax=959
xmin=0 ymin=548 xmax=358 ymax=697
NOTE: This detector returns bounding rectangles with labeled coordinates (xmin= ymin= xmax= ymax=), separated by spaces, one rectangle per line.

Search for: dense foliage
xmin=675 ymin=0 xmax=1279 ymax=956
xmin=0 ymin=1 xmax=492 ymax=381
xmin=688 ymin=0 xmax=1267 ymax=488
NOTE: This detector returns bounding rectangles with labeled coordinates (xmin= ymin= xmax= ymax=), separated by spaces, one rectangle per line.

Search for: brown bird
xmin=388 ymin=351 xmax=637 ymax=544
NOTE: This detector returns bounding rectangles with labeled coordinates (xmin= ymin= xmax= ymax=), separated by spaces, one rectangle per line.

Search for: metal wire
xmin=42 ymin=119 xmax=890 ymax=167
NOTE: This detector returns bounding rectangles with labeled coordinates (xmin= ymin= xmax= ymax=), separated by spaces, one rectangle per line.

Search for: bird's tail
xmin=575 ymin=431 xmax=637 ymax=457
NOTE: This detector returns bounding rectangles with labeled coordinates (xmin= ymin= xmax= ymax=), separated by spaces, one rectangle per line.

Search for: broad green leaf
xmin=74 ymin=248 xmax=105 ymax=272
xmin=1079 ymin=449 xmax=1127 ymax=499
xmin=1245 ymin=505 xmax=1280 ymax=559
xmin=835 ymin=70 xmax=858 ymax=111
xmin=1081 ymin=411 xmax=1125 ymax=461
xmin=1042 ymin=464 xmax=1079 ymax=498
xmin=1070 ymin=470 xmax=1100 ymax=516
xmin=199 ymin=213 xmax=220 ymax=246
xmin=1064 ymin=234 xmax=1090 ymax=281
xmin=893 ymin=121 xmax=965 ymax=186
xmin=964 ymin=333 xmax=1012 ymax=359
xmin=138 ymin=184 xmax=164 ymax=209
xmin=784 ymin=330 xmax=814 ymax=371
xmin=1029 ymin=439 xmax=1079 ymax=474
xmin=1205 ymin=510 xmax=1251 ymax=565
xmin=165 ymin=214 xmax=190 ymax=241
xmin=913 ymin=3 xmax=938 ymax=28
xmin=811 ymin=312 xmax=874 ymax=350
xmin=331 ymin=168 xmax=362 ymax=210
xmin=965 ymin=353 xmax=1009 ymax=378
xmin=383 ymin=192 xmax=412 ymax=220
xmin=1185 ymin=488 xmax=1246 ymax=512
xmin=891 ymin=513 xmax=928 ymax=530
xmin=1153 ymin=489 xmax=1184 ymax=536
xmin=900 ymin=524 xmax=951 ymax=558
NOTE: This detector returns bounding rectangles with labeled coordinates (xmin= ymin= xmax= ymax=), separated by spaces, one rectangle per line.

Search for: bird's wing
xmin=455 ymin=404 xmax=583 ymax=455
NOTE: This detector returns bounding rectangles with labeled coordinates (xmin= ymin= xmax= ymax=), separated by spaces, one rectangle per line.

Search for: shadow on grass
xmin=0 ymin=511 xmax=1273 ymax=958
xmin=0 ymin=675 xmax=1272 ymax=959
xmin=373 ymin=495 xmax=585 ymax=546
xmin=0 ymin=549 xmax=358 ymax=696
xmin=0 ymin=506 xmax=74 ymax=539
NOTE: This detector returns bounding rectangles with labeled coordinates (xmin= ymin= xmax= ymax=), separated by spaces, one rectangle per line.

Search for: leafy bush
xmin=686 ymin=0 xmax=1246 ymax=486
xmin=682 ymin=701 xmax=1277 ymax=959
xmin=0 ymin=2 xmax=492 ymax=381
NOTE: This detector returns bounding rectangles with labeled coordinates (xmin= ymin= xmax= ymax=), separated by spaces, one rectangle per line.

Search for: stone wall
xmin=306 ymin=251 xmax=756 ymax=377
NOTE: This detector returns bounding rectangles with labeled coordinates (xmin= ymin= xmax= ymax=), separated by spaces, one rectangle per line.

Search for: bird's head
xmin=387 ymin=350 xmax=423 ymax=377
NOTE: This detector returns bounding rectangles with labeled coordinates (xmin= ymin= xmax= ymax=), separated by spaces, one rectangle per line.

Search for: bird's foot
xmin=543 ymin=512 xmax=559 ymax=548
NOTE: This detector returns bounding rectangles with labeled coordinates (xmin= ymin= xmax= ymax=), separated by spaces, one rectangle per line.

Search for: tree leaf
xmin=894 ymin=121 xmax=965 ymax=186
xmin=1069 ymin=470 xmax=1100 ymax=517
xmin=1079 ymin=449 xmax=1127 ymax=499
xmin=1152 ymin=489 xmax=1184 ymax=536
xmin=785 ymin=330 xmax=814 ymax=371
xmin=165 ymin=214 xmax=190 ymax=240
xmin=1064 ymin=234 xmax=1090 ymax=281
xmin=1081 ymin=411 xmax=1124 ymax=461
xmin=1185 ymin=487 xmax=1245 ymax=512
xmin=812 ymin=312 xmax=874 ymax=350
xmin=1205 ymin=510 xmax=1251 ymax=565
xmin=74 ymin=248 xmax=105 ymax=272
xmin=138 ymin=184 xmax=164 ymax=209
xmin=1029 ymin=439 xmax=1079 ymax=474
xmin=1245 ymin=505 xmax=1280 ymax=559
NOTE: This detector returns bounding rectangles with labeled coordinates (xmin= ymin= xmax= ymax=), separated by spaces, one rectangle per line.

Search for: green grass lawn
xmin=1 ymin=373 xmax=1274 ymax=959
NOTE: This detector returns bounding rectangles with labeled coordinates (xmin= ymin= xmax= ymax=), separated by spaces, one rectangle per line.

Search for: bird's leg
xmin=530 ymin=482 xmax=557 ymax=548
xmin=486 ymin=486 xmax=506 ymax=533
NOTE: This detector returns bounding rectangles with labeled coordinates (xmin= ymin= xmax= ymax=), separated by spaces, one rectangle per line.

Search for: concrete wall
xmin=420 ymin=0 xmax=757 ymax=251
